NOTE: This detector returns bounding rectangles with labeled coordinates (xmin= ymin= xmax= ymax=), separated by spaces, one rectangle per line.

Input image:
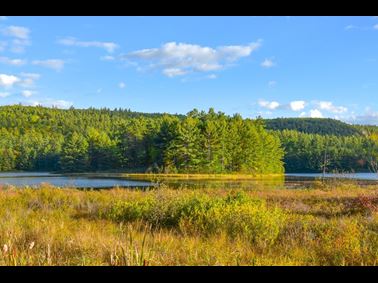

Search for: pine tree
xmin=87 ymin=128 xmax=118 ymax=171
xmin=60 ymin=132 xmax=89 ymax=172
xmin=165 ymin=116 xmax=202 ymax=173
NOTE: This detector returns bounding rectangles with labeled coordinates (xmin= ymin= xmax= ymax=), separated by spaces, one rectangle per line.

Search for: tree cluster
xmin=0 ymin=106 xmax=284 ymax=174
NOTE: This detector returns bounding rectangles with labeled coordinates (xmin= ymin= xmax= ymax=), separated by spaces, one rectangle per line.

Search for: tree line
xmin=265 ymin=118 xmax=362 ymax=136
xmin=276 ymin=129 xmax=378 ymax=173
xmin=0 ymin=106 xmax=284 ymax=174
xmin=1 ymin=105 xmax=378 ymax=174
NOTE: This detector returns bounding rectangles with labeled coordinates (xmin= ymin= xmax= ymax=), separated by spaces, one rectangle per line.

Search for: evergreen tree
xmin=60 ymin=132 xmax=89 ymax=172
xmin=165 ymin=116 xmax=202 ymax=173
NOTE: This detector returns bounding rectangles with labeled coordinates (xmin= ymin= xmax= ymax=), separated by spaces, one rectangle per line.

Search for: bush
xmin=102 ymin=191 xmax=286 ymax=246
xmin=311 ymin=218 xmax=364 ymax=265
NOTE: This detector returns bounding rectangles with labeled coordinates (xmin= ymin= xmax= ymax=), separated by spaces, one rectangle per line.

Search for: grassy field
xmin=0 ymin=180 xmax=377 ymax=266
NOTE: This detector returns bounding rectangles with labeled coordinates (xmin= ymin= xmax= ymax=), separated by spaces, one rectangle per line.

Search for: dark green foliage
xmin=3 ymin=105 xmax=374 ymax=174
xmin=277 ymin=130 xmax=376 ymax=173
xmin=60 ymin=132 xmax=89 ymax=172
xmin=265 ymin=118 xmax=362 ymax=136
xmin=0 ymin=105 xmax=284 ymax=174
xmin=264 ymin=118 xmax=378 ymax=173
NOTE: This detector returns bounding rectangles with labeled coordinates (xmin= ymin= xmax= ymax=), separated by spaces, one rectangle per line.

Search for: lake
xmin=0 ymin=172 xmax=377 ymax=189
xmin=148 ymin=173 xmax=378 ymax=189
xmin=286 ymin=173 xmax=378 ymax=181
xmin=0 ymin=172 xmax=153 ymax=188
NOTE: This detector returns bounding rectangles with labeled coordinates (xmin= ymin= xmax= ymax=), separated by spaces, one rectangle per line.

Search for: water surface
xmin=286 ymin=173 xmax=378 ymax=181
xmin=0 ymin=173 xmax=153 ymax=188
xmin=0 ymin=172 xmax=377 ymax=189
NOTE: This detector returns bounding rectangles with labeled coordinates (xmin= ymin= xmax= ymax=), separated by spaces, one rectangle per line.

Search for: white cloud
xmin=299 ymin=112 xmax=306 ymax=117
xmin=1 ymin=26 xmax=31 ymax=53
xmin=19 ymin=73 xmax=40 ymax=88
xmin=345 ymin=25 xmax=357 ymax=30
xmin=374 ymin=24 xmax=378 ymax=30
xmin=20 ymin=72 xmax=40 ymax=80
xmin=345 ymin=113 xmax=375 ymax=125
xmin=32 ymin=59 xmax=65 ymax=71
xmin=2 ymin=26 xmax=30 ymax=40
xmin=163 ymin=68 xmax=188 ymax=77
xmin=217 ymin=42 xmax=261 ymax=61
xmin=289 ymin=100 xmax=306 ymax=111
xmin=258 ymin=99 xmax=306 ymax=112
xmin=0 ymin=92 xmax=10 ymax=98
xmin=58 ymin=37 xmax=119 ymax=53
xmin=45 ymin=99 xmax=73 ymax=109
xmin=0 ymin=16 xmax=7 ymax=21
xmin=125 ymin=40 xmax=262 ymax=77
xmin=0 ymin=74 xmax=20 ymax=87
xmin=118 ymin=82 xmax=126 ymax=89
xmin=317 ymin=101 xmax=348 ymax=113
xmin=258 ymin=99 xmax=280 ymax=110
xmin=0 ymin=56 xmax=26 ymax=66
xmin=268 ymin=80 xmax=277 ymax=87
xmin=207 ymin=74 xmax=217 ymax=79
xmin=0 ymin=73 xmax=40 ymax=89
xmin=10 ymin=39 xmax=30 ymax=53
xmin=100 ymin=55 xmax=115 ymax=61
xmin=25 ymin=99 xmax=73 ymax=109
xmin=21 ymin=90 xmax=36 ymax=97
xmin=261 ymin=58 xmax=276 ymax=68
xmin=309 ymin=109 xmax=323 ymax=118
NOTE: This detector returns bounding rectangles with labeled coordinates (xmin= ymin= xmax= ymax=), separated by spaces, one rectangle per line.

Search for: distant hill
xmin=264 ymin=118 xmax=362 ymax=136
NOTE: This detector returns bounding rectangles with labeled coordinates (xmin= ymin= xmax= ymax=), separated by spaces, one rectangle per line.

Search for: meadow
xmin=0 ymin=179 xmax=377 ymax=266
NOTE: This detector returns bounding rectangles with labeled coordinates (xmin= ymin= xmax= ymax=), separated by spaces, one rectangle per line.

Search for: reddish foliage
xmin=354 ymin=193 xmax=378 ymax=213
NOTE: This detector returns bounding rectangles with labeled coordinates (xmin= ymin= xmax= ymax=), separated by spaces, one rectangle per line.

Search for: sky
xmin=1 ymin=16 xmax=378 ymax=124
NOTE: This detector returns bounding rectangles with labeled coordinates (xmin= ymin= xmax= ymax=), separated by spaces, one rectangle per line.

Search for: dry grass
xmin=0 ymin=182 xmax=377 ymax=266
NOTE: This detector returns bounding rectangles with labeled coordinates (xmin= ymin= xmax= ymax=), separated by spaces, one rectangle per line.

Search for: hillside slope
xmin=265 ymin=118 xmax=362 ymax=136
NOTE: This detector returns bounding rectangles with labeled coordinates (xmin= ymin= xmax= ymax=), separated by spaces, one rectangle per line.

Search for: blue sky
xmin=1 ymin=16 xmax=378 ymax=124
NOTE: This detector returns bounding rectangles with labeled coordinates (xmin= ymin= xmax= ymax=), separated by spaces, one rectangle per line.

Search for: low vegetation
xmin=0 ymin=181 xmax=378 ymax=266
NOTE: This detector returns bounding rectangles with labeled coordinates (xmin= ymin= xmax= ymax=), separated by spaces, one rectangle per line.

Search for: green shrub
xmin=103 ymin=191 xmax=286 ymax=246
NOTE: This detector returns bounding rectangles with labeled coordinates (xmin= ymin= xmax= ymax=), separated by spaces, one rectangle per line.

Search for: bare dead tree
xmin=367 ymin=156 xmax=378 ymax=174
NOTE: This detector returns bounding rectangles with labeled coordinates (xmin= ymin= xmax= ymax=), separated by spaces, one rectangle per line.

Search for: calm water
xmin=0 ymin=172 xmax=377 ymax=189
xmin=132 ymin=173 xmax=378 ymax=190
xmin=286 ymin=173 xmax=378 ymax=181
xmin=0 ymin=172 xmax=153 ymax=188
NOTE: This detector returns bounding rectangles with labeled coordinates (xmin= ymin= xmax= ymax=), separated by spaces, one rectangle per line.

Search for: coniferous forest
xmin=0 ymin=105 xmax=377 ymax=174
xmin=265 ymin=119 xmax=378 ymax=173
xmin=0 ymin=105 xmax=284 ymax=174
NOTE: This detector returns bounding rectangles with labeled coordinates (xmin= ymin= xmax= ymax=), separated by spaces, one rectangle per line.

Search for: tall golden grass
xmin=0 ymin=182 xmax=377 ymax=265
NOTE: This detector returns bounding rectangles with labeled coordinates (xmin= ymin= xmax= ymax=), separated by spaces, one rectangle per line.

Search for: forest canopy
xmin=265 ymin=118 xmax=362 ymax=136
xmin=0 ymin=105 xmax=284 ymax=174
xmin=0 ymin=105 xmax=377 ymax=174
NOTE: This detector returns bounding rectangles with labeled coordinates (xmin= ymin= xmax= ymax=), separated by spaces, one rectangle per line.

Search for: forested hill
xmin=264 ymin=118 xmax=378 ymax=173
xmin=265 ymin=118 xmax=362 ymax=136
xmin=0 ymin=105 xmax=284 ymax=174
xmin=0 ymin=105 xmax=184 ymax=129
